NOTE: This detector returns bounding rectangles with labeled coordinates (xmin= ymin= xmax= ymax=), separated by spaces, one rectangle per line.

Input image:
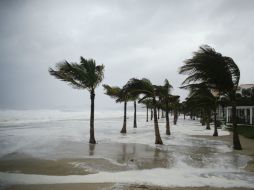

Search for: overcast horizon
xmin=0 ymin=0 xmax=254 ymax=110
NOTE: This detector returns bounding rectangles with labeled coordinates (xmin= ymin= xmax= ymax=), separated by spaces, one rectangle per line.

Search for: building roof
xmin=238 ymin=84 xmax=254 ymax=89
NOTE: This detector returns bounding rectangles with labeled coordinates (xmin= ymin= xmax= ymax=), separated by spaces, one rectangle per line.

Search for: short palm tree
xmin=170 ymin=96 xmax=180 ymax=125
xmin=139 ymin=99 xmax=153 ymax=122
xmin=179 ymin=45 xmax=242 ymax=150
xmin=103 ymin=85 xmax=128 ymax=133
xmin=49 ymin=57 xmax=104 ymax=144
xmin=103 ymin=84 xmax=139 ymax=132
xmin=124 ymin=78 xmax=163 ymax=144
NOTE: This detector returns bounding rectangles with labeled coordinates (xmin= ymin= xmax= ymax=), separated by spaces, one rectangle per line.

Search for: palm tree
xmin=103 ymin=85 xmax=129 ymax=133
xmin=131 ymin=95 xmax=140 ymax=128
xmin=103 ymin=84 xmax=139 ymax=132
xmin=170 ymin=96 xmax=180 ymax=125
xmin=156 ymin=79 xmax=173 ymax=135
xmin=139 ymin=99 xmax=153 ymax=122
xmin=179 ymin=45 xmax=242 ymax=150
xmin=124 ymin=78 xmax=163 ymax=144
xmin=49 ymin=57 xmax=104 ymax=144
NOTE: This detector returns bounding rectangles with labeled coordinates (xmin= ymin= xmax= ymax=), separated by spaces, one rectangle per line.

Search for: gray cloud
xmin=0 ymin=0 xmax=254 ymax=109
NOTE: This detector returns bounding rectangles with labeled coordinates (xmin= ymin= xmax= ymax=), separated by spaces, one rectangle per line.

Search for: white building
xmin=217 ymin=84 xmax=254 ymax=125
xmin=226 ymin=106 xmax=254 ymax=125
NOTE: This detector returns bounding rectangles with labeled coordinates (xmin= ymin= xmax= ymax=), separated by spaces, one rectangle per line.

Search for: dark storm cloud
xmin=0 ymin=0 xmax=253 ymax=109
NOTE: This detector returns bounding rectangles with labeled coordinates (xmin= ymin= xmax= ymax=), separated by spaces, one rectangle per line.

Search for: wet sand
xmin=1 ymin=133 xmax=254 ymax=189
xmin=0 ymin=142 xmax=171 ymax=176
xmin=5 ymin=183 xmax=254 ymax=190
xmin=193 ymin=133 xmax=254 ymax=172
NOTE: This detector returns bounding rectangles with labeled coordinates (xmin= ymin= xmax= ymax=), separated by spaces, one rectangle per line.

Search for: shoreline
xmin=1 ymin=127 xmax=254 ymax=190
xmin=5 ymin=183 xmax=254 ymax=190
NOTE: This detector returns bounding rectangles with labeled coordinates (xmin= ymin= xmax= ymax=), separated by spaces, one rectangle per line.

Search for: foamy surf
xmin=0 ymin=109 xmax=253 ymax=188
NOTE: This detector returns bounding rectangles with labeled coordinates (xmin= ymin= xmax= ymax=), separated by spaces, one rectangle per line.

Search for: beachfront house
xmin=217 ymin=84 xmax=254 ymax=126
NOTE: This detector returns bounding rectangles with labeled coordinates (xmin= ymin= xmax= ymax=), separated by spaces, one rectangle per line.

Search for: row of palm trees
xmin=49 ymin=45 xmax=243 ymax=150
xmin=179 ymin=45 xmax=242 ymax=150
xmin=103 ymin=78 xmax=180 ymax=144
xmin=49 ymin=57 xmax=179 ymax=145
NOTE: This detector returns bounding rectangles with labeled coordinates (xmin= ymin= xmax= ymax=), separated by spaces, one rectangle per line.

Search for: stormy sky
xmin=0 ymin=0 xmax=254 ymax=110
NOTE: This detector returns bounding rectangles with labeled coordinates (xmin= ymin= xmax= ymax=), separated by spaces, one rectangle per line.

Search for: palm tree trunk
xmin=133 ymin=101 xmax=137 ymax=128
xmin=158 ymin=108 xmax=160 ymax=119
xmin=222 ymin=106 xmax=226 ymax=125
xmin=120 ymin=101 xmax=127 ymax=133
xmin=173 ymin=109 xmax=178 ymax=125
xmin=146 ymin=105 xmax=148 ymax=122
xmin=206 ymin=110 xmax=211 ymax=130
xmin=232 ymin=98 xmax=242 ymax=150
xmin=213 ymin=111 xmax=218 ymax=136
xmin=89 ymin=90 xmax=96 ymax=144
xmin=165 ymin=101 xmax=170 ymax=135
xmin=153 ymin=98 xmax=163 ymax=144
xmin=151 ymin=108 xmax=153 ymax=121
xmin=162 ymin=110 xmax=164 ymax=118
xmin=201 ymin=110 xmax=205 ymax=126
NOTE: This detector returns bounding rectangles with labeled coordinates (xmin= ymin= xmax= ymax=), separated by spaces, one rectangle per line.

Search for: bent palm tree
xmin=179 ymin=45 xmax=242 ymax=150
xmin=124 ymin=78 xmax=163 ymax=144
xmin=49 ymin=57 xmax=104 ymax=144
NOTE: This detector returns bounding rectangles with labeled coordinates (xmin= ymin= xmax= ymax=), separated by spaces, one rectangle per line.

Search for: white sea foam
xmin=0 ymin=109 xmax=136 ymax=126
xmin=0 ymin=168 xmax=254 ymax=188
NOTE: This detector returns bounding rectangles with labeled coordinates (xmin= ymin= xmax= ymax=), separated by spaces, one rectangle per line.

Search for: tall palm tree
xmin=124 ymin=78 xmax=163 ymax=144
xmin=179 ymin=45 xmax=242 ymax=150
xmin=156 ymin=79 xmax=173 ymax=135
xmin=49 ymin=57 xmax=104 ymax=144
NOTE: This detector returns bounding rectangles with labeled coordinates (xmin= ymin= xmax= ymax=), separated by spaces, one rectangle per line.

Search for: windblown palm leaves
xmin=180 ymin=45 xmax=240 ymax=95
xmin=49 ymin=57 xmax=104 ymax=144
xmin=179 ymin=45 xmax=242 ymax=150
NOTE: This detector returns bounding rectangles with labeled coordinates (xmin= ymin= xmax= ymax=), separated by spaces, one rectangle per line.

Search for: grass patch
xmin=227 ymin=125 xmax=254 ymax=139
